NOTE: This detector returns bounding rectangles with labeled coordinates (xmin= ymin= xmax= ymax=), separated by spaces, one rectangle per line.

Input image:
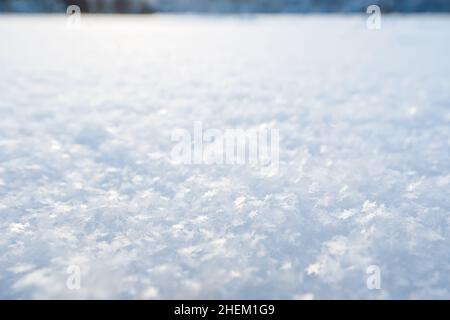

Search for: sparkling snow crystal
xmin=0 ymin=15 xmax=449 ymax=299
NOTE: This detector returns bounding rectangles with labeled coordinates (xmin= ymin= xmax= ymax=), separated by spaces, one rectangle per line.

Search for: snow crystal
xmin=0 ymin=14 xmax=449 ymax=299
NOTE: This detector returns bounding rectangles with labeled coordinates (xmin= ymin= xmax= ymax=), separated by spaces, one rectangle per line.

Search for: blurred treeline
xmin=1 ymin=0 xmax=449 ymax=13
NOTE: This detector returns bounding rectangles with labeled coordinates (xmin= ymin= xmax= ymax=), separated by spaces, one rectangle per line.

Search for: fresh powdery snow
xmin=0 ymin=14 xmax=449 ymax=299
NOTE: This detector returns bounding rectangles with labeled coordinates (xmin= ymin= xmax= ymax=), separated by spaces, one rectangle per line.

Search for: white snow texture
xmin=0 ymin=14 xmax=449 ymax=299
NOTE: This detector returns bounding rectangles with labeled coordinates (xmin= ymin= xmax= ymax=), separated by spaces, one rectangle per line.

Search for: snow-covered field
xmin=0 ymin=14 xmax=449 ymax=299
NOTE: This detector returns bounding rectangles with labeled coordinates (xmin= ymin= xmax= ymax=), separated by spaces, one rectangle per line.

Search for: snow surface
xmin=0 ymin=14 xmax=449 ymax=299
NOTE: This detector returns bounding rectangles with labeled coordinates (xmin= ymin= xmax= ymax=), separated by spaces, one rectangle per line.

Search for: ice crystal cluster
xmin=0 ymin=15 xmax=449 ymax=299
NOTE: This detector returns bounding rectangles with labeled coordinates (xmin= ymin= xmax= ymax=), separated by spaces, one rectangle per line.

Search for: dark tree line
xmin=0 ymin=0 xmax=449 ymax=13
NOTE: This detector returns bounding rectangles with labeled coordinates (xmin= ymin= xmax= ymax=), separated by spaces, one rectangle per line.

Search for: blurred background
xmin=1 ymin=0 xmax=450 ymax=13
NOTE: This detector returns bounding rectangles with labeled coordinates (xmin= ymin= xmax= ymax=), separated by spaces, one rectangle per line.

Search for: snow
xmin=0 ymin=14 xmax=449 ymax=299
